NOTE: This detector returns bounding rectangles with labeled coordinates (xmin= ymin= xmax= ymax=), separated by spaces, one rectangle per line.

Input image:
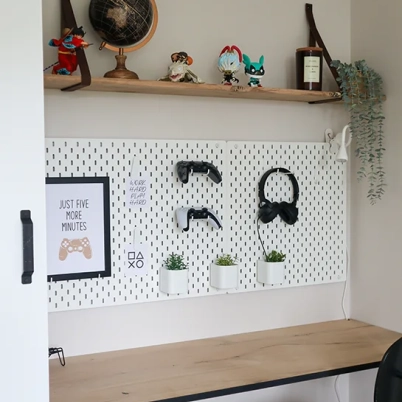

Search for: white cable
xmin=341 ymin=247 xmax=349 ymax=320
xmin=130 ymin=154 xmax=136 ymax=177
xmin=129 ymin=154 xmax=137 ymax=245
xmin=334 ymin=375 xmax=341 ymax=402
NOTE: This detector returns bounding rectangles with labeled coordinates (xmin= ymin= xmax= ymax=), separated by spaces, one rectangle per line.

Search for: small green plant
xmin=331 ymin=59 xmax=385 ymax=204
xmin=265 ymin=250 xmax=286 ymax=263
xmin=164 ymin=253 xmax=188 ymax=271
xmin=215 ymin=254 xmax=238 ymax=266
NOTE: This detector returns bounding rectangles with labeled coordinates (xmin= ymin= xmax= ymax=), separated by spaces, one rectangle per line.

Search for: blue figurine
xmin=243 ymin=54 xmax=265 ymax=87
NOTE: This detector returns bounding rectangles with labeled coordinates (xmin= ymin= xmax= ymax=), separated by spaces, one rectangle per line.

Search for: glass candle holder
xmin=296 ymin=47 xmax=323 ymax=91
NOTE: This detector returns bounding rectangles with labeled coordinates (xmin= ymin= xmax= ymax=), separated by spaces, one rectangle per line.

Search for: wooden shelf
xmin=49 ymin=319 xmax=401 ymax=402
xmin=44 ymin=75 xmax=342 ymax=104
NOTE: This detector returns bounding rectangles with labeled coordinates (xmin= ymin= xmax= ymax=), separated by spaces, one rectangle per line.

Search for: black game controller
xmin=176 ymin=207 xmax=223 ymax=231
xmin=176 ymin=161 xmax=222 ymax=184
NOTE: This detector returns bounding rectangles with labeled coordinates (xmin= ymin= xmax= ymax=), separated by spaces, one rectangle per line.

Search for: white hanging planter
xmin=210 ymin=263 xmax=239 ymax=290
xmin=257 ymin=261 xmax=285 ymax=285
xmin=159 ymin=267 xmax=188 ymax=294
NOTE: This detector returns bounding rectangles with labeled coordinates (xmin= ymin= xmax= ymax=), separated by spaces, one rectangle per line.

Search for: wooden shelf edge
xmin=43 ymin=74 xmax=342 ymax=104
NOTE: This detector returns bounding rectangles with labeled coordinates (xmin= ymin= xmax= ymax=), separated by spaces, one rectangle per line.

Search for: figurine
xmin=243 ymin=54 xmax=265 ymax=87
xmin=217 ymin=45 xmax=242 ymax=85
xmin=158 ymin=52 xmax=204 ymax=83
xmin=48 ymin=26 xmax=90 ymax=75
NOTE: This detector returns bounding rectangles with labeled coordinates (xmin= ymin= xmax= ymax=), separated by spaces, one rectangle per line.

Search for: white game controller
xmin=176 ymin=207 xmax=223 ymax=232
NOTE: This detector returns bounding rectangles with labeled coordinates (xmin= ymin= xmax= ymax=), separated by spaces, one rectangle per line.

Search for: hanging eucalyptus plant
xmin=331 ymin=60 xmax=385 ymax=204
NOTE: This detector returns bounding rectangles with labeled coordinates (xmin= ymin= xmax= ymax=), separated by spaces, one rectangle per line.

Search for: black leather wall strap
xmin=60 ymin=0 xmax=91 ymax=92
xmin=305 ymin=3 xmax=340 ymax=88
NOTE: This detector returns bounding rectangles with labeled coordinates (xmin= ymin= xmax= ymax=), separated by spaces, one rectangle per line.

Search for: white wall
xmin=350 ymin=0 xmax=402 ymax=400
xmin=44 ymin=0 xmax=351 ymax=401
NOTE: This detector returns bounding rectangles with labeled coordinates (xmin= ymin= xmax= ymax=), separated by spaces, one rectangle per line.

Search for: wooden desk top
xmin=50 ymin=320 xmax=401 ymax=402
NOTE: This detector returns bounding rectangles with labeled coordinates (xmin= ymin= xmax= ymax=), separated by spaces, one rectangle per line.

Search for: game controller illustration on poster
xmin=59 ymin=237 xmax=92 ymax=261
xmin=45 ymin=177 xmax=111 ymax=282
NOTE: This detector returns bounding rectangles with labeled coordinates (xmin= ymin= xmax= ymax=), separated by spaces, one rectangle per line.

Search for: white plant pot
xmin=257 ymin=261 xmax=285 ymax=285
xmin=159 ymin=267 xmax=188 ymax=294
xmin=210 ymin=263 xmax=239 ymax=290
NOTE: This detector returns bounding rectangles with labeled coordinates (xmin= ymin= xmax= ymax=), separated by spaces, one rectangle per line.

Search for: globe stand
xmin=91 ymin=0 xmax=159 ymax=82
xmin=104 ymin=48 xmax=139 ymax=80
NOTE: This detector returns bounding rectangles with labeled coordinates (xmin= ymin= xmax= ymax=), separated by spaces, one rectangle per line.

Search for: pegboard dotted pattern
xmin=228 ymin=142 xmax=346 ymax=291
xmin=46 ymin=139 xmax=346 ymax=312
xmin=46 ymin=139 xmax=228 ymax=312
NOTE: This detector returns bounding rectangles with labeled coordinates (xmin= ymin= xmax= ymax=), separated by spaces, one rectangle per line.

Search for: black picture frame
xmin=45 ymin=176 xmax=111 ymax=282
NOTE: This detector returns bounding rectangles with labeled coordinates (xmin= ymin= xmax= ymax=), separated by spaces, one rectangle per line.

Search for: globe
xmin=89 ymin=0 xmax=154 ymax=48
xmin=88 ymin=0 xmax=158 ymax=79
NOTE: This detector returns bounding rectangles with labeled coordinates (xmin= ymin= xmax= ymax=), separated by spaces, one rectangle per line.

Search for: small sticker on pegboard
xmin=124 ymin=243 xmax=149 ymax=277
xmin=126 ymin=174 xmax=150 ymax=209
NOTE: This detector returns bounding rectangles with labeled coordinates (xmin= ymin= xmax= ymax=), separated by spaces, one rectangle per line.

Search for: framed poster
xmin=45 ymin=176 xmax=111 ymax=282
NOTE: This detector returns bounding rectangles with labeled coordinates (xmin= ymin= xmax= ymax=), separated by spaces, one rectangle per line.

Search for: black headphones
xmin=258 ymin=168 xmax=299 ymax=225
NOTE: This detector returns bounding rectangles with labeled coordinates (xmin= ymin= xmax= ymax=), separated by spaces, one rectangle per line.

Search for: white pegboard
xmin=46 ymin=139 xmax=227 ymax=312
xmin=227 ymin=142 xmax=347 ymax=290
xmin=46 ymin=139 xmax=346 ymax=312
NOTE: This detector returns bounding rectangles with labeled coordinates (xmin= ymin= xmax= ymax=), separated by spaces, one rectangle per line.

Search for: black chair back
xmin=374 ymin=337 xmax=402 ymax=402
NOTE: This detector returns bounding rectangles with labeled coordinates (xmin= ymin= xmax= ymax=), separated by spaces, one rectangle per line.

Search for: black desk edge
xmin=153 ymin=361 xmax=380 ymax=402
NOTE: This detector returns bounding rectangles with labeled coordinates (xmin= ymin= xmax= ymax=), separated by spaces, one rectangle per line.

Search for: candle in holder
xmin=296 ymin=47 xmax=323 ymax=91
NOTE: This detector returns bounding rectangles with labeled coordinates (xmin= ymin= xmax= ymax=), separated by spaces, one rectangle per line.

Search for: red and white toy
xmin=218 ymin=45 xmax=243 ymax=85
